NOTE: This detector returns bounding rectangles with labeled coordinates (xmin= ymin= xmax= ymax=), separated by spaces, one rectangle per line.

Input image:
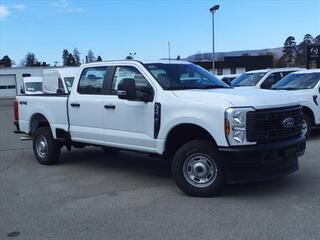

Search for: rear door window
xmin=78 ymin=67 xmax=108 ymax=94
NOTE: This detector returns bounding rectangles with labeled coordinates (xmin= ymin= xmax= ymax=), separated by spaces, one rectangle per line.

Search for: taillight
xmin=14 ymin=98 xmax=19 ymax=121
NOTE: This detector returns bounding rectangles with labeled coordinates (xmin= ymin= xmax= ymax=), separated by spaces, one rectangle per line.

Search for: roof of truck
xmin=81 ymin=59 xmax=191 ymax=68
xmin=290 ymin=69 xmax=320 ymax=74
xmin=246 ymin=67 xmax=304 ymax=74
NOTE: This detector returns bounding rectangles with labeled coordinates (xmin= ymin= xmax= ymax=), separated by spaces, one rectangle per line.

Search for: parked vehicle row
xmin=231 ymin=68 xmax=303 ymax=89
xmin=14 ymin=60 xmax=306 ymax=197
xmin=21 ymin=67 xmax=78 ymax=95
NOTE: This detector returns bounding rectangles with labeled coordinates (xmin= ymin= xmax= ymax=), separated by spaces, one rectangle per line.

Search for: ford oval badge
xmin=282 ymin=117 xmax=294 ymax=128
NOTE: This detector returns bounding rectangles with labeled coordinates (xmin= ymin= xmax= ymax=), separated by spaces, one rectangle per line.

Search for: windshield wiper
xmin=274 ymin=87 xmax=299 ymax=90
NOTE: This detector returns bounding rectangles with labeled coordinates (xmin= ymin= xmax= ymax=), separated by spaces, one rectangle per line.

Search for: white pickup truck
xmin=232 ymin=68 xmax=303 ymax=89
xmin=272 ymin=69 xmax=320 ymax=136
xmin=14 ymin=60 xmax=306 ymax=196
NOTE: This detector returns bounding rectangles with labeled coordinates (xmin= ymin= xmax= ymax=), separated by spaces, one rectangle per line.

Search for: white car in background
xmin=232 ymin=68 xmax=304 ymax=89
xmin=23 ymin=77 xmax=43 ymax=95
xmin=42 ymin=67 xmax=78 ymax=94
xmin=272 ymin=69 xmax=320 ymax=136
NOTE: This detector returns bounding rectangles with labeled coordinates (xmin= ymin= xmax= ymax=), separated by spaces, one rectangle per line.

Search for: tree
xmin=24 ymin=52 xmax=38 ymax=66
xmin=66 ymin=53 xmax=77 ymax=66
xmin=282 ymin=36 xmax=296 ymax=67
xmin=86 ymin=50 xmax=95 ymax=63
xmin=62 ymin=49 xmax=69 ymax=66
xmin=96 ymin=55 xmax=102 ymax=62
xmin=296 ymin=34 xmax=314 ymax=67
xmin=176 ymin=55 xmax=181 ymax=60
xmin=73 ymin=48 xmax=81 ymax=66
xmin=314 ymin=34 xmax=320 ymax=45
xmin=0 ymin=55 xmax=12 ymax=67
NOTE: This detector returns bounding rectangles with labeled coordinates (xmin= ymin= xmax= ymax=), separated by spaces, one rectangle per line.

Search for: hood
xmin=233 ymin=86 xmax=257 ymax=90
xmin=172 ymin=88 xmax=298 ymax=109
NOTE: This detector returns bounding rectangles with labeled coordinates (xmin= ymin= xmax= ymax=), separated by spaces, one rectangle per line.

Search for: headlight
xmin=225 ymin=107 xmax=256 ymax=146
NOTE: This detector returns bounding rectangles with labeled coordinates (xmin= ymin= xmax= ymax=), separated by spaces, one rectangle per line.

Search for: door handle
xmin=19 ymin=101 xmax=27 ymax=105
xmin=104 ymin=104 xmax=116 ymax=109
xmin=70 ymin=102 xmax=80 ymax=107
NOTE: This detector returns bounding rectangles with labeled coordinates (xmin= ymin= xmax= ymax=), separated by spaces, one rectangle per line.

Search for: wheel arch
xmin=29 ymin=113 xmax=51 ymax=135
xmin=302 ymin=106 xmax=315 ymax=126
xmin=164 ymin=123 xmax=217 ymax=156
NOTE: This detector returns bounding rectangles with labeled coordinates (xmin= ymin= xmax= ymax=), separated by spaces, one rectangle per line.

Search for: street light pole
xmin=210 ymin=5 xmax=220 ymax=74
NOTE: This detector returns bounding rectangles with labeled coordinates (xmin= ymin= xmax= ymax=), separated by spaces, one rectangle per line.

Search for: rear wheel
xmin=172 ymin=140 xmax=224 ymax=197
xmin=33 ymin=127 xmax=61 ymax=165
xmin=302 ymin=113 xmax=312 ymax=137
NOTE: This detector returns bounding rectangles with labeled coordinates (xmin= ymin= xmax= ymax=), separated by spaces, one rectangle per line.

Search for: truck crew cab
xmin=14 ymin=60 xmax=306 ymax=197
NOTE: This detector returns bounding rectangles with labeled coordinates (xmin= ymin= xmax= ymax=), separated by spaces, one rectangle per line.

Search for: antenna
xmin=168 ymin=41 xmax=171 ymax=63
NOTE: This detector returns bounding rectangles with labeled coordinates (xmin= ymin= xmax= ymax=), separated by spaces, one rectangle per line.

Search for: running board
xmin=20 ymin=135 xmax=32 ymax=141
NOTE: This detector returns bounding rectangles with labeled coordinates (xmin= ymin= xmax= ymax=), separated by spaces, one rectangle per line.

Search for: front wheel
xmin=172 ymin=140 xmax=224 ymax=197
xmin=33 ymin=127 xmax=61 ymax=165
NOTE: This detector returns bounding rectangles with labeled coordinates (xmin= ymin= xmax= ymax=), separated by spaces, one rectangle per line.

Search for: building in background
xmin=193 ymin=55 xmax=273 ymax=75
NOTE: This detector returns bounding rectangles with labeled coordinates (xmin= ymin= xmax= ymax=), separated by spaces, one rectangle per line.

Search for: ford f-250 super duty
xmin=14 ymin=60 xmax=306 ymax=197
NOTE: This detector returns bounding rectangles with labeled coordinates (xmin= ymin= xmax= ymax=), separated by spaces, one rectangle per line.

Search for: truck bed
xmin=17 ymin=95 xmax=69 ymax=138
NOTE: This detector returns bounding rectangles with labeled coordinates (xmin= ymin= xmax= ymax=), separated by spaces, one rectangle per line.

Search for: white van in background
xmin=23 ymin=77 xmax=43 ymax=95
xmin=42 ymin=67 xmax=78 ymax=94
xmin=232 ymin=68 xmax=304 ymax=89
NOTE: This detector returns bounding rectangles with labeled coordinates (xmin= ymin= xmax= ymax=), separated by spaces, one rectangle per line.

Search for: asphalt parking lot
xmin=1 ymin=98 xmax=320 ymax=240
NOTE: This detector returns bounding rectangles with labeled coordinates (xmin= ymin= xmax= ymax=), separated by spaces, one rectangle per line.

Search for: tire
xmin=32 ymin=127 xmax=61 ymax=165
xmin=171 ymin=140 xmax=224 ymax=197
xmin=102 ymin=146 xmax=120 ymax=154
xmin=302 ymin=113 xmax=312 ymax=138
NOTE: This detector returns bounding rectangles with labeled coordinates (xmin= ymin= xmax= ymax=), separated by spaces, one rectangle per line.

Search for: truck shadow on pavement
xmin=59 ymin=147 xmax=172 ymax=178
xmin=309 ymin=128 xmax=320 ymax=141
xmin=57 ymin=147 xmax=305 ymax=198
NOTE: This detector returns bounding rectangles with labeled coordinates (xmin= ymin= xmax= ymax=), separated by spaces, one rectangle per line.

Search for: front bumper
xmin=218 ymin=135 xmax=306 ymax=184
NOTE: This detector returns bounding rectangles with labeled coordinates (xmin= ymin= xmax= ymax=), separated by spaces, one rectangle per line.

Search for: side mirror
xmin=117 ymin=78 xmax=137 ymax=100
xmin=137 ymin=86 xmax=154 ymax=102
xmin=20 ymin=88 xmax=25 ymax=94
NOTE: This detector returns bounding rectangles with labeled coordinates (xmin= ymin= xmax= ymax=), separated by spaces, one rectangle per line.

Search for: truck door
xmin=102 ymin=65 xmax=156 ymax=152
xmin=68 ymin=66 xmax=108 ymax=144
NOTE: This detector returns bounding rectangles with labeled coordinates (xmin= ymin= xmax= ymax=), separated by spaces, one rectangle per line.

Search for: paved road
xmin=1 ymin=99 xmax=320 ymax=240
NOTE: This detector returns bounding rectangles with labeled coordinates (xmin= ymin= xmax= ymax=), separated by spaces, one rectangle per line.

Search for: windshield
xmin=25 ymin=82 xmax=42 ymax=92
xmin=144 ymin=63 xmax=229 ymax=90
xmin=64 ymin=77 xmax=74 ymax=92
xmin=232 ymin=72 xmax=266 ymax=87
xmin=272 ymin=73 xmax=320 ymax=90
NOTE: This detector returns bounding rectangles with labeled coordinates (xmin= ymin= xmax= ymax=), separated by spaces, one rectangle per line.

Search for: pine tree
xmin=86 ymin=50 xmax=95 ymax=63
xmin=283 ymin=36 xmax=296 ymax=67
xmin=62 ymin=49 xmax=69 ymax=66
xmin=25 ymin=52 xmax=37 ymax=66
xmin=0 ymin=55 xmax=12 ymax=67
xmin=314 ymin=34 xmax=320 ymax=45
xmin=296 ymin=34 xmax=314 ymax=67
xmin=73 ymin=48 xmax=81 ymax=66
xmin=66 ymin=53 xmax=76 ymax=66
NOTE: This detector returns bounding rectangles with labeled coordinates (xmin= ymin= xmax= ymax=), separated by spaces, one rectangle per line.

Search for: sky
xmin=0 ymin=0 xmax=319 ymax=66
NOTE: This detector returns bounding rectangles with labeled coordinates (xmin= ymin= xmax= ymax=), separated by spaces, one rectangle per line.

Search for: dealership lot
xmin=1 ymin=99 xmax=320 ymax=239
